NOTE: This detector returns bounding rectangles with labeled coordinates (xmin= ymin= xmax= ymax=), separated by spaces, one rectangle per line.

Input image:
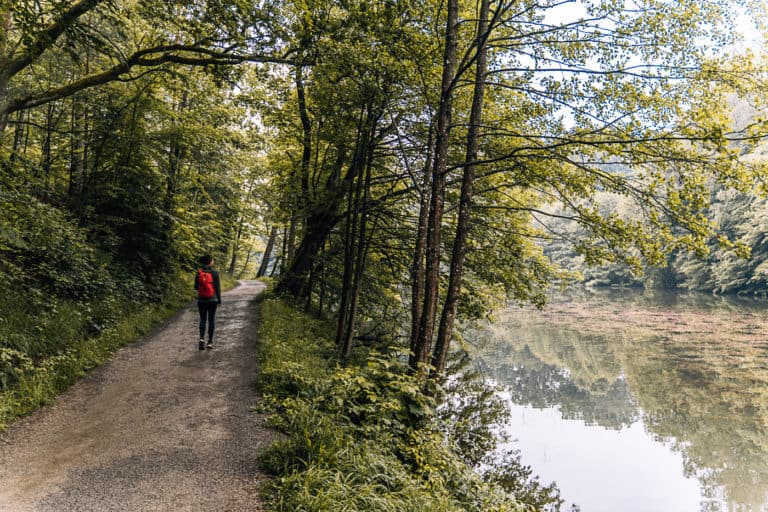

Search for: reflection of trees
xmin=627 ymin=342 xmax=768 ymax=510
xmin=478 ymin=291 xmax=768 ymax=511
xmin=491 ymin=345 xmax=639 ymax=430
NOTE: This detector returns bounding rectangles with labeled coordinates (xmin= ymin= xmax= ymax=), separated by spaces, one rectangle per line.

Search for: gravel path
xmin=0 ymin=280 xmax=275 ymax=512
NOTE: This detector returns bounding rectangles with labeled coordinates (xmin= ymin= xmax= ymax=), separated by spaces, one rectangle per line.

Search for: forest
xmin=1 ymin=0 xmax=767 ymax=510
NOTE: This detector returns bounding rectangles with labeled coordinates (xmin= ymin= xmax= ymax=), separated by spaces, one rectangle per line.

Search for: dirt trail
xmin=0 ymin=280 xmax=274 ymax=512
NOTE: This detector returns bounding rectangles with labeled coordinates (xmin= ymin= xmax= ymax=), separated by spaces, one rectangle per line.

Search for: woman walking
xmin=194 ymin=254 xmax=222 ymax=350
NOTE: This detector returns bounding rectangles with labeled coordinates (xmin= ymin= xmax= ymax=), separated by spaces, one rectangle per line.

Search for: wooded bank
xmin=1 ymin=1 xmax=767 ymax=508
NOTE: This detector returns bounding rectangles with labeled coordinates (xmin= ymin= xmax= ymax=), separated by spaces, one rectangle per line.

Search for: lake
xmin=471 ymin=288 xmax=768 ymax=512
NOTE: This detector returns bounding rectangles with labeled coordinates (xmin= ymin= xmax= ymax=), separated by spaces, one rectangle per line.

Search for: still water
xmin=473 ymin=288 xmax=768 ymax=512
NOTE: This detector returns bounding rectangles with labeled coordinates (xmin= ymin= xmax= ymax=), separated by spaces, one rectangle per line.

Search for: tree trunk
xmin=10 ymin=110 xmax=25 ymax=163
xmin=280 ymin=63 xmax=313 ymax=290
xmin=318 ymin=247 xmax=328 ymax=316
xmin=286 ymin=214 xmax=298 ymax=269
xmin=39 ymin=102 xmax=54 ymax=197
xmin=0 ymin=77 xmax=9 ymax=134
xmin=229 ymin=212 xmax=249 ymax=275
xmin=335 ymin=135 xmax=364 ymax=346
xmin=256 ymin=224 xmax=278 ymax=277
xmin=230 ymin=177 xmax=257 ymax=275
xmin=408 ymin=125 xmax=434 ymax=368
xmin=277 ymin=209 xmax=338 ymax=296
xmin=69 ymin=97 xmax=87 ymax=200
xmin=295 ymin=64 xmax=312 ymax=205
xmin=304 ymin=261 xmax=315 ymax=312
xmin=237 ymin=239 xmax=255 ymax=278
xmin=228 ymin=248 xmax=238 ymax=276
xmin=68 ymin=52 xmax=89 ymax=203
xmin=163 ymin=89 xmax=189 ymax=230
xmin=270 ymin=255 xmax=282 ymax=277
xmin=276 ymin=145 xmax=348 ymax=298
xmin=0 ymin=8 xmax=11 ymax=135
xmin=279 ymin=226 xmax=289 ymax=273
xmin=411 ymin=0 xmax=460 ymax=371
xmin=335 ymin=213 xmax=353 ymax=346
xmin=341 ymin=110 xmax=379 ymax=359
xmin=0 ymin=77 xmax=7 ymax=134
xmin=431 ymin=0 xmax=491 ymax=376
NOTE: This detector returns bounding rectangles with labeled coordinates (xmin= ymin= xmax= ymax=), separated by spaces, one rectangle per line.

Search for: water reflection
xmin=498 ymin=343 xmax=639 ymax=430
xmin=473 ymin=289 xmax=768 ymax=512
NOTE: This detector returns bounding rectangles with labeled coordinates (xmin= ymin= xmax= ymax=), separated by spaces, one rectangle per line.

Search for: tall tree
xmin=411 ymin=0 xmax=461 ymax=370
xmin=431 ymin=0 xmax=494 ymax=376
xmin=273 ymin=0 xmax=432 ymax=301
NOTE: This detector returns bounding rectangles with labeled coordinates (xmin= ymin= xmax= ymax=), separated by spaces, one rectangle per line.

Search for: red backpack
xmin=197 ymin=269 xmax=215 ymax=299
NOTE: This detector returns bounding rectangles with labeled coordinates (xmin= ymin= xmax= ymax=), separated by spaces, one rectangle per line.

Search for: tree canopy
xmin=257 ymin=0 xmax=768 ymax=375
xmin=2 ymin=0 xmax=767 ymax=378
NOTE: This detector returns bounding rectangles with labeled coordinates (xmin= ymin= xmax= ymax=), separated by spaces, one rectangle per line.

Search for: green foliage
xmin=0 ymin=143 xmax=203 ymax=415
xmin=3 ymin=0 xmax=768 ymax=506
xmin=263 ymin=419 xmax=460 ymax=512
xmin=256 ymin=297 xmax=563 ymax=512
xmin=0 ymin=185 xmax=111 ymax=302
xmin=544 ymin=187 xmax=768 ymax=296
xmin=0 ymin=6 xmax=265 ymax=420
xmin=0 ymin=186 xmax=121 ymax=370
xmin=0 ymin=177 xmax=194 ymax=365
xmin=484 ymin=450 xmax=565 ymax=512
xmin=261 ymin=0 xmax=768 ymax=376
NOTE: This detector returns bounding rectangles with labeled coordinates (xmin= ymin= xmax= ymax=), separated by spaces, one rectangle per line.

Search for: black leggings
xmin=198 ymin=302 xmax=218 ymax=341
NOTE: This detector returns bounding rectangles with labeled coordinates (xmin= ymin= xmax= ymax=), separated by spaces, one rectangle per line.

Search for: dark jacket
xmin=194 ymin=265 xmax=222 ymax=304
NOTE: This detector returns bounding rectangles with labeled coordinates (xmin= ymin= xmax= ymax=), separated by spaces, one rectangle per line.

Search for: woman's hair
xmin=199 ymin=254 xmax=213 ymax=265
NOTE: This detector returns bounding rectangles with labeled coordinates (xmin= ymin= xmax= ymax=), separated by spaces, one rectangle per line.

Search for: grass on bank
xmin=256 ymin=297 xmax=548 ymax=512
xmin=0 ymin=271 xmax=239 ymax=431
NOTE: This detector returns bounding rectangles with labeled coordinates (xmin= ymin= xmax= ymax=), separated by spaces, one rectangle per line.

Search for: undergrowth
xmin=256 ymin=297 xmax=562 ymax=512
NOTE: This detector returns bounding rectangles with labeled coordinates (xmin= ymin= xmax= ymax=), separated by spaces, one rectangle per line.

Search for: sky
xmin=543 ymin=0 xmax=764 ymax=53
